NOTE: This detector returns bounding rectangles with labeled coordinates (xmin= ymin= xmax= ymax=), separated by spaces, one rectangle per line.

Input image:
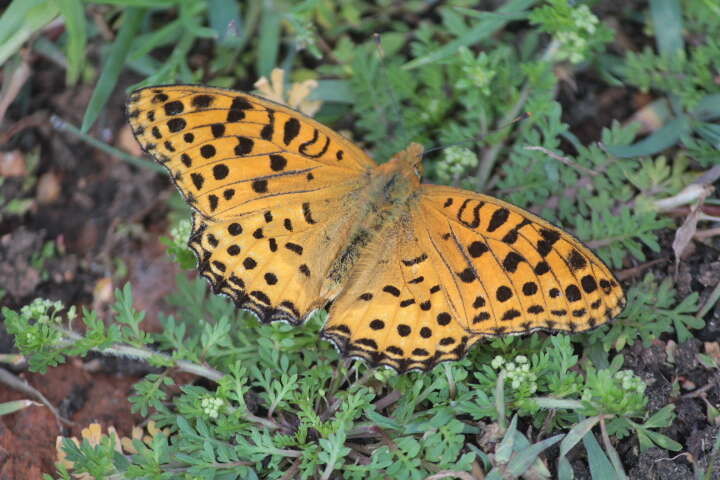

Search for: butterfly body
xmin=127 ymin=85 xmax=625 ymax=372
xmin=266 ymin=142 xmax=421 ymax=300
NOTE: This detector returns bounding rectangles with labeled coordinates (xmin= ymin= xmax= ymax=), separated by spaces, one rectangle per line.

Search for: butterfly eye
xmin=413 ymin=165 xmax=422 ymax=180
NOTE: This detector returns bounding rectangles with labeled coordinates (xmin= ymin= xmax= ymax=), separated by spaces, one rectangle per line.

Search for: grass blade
xmin=0 ymin=399 xmax=39 ymax=416
xmin=81 ymin=7 xmax=145 ymax=132
xmin=403 ymin=0 xmax=533 ymax=70
xmin=209 ymin=0 xmax=242 ymax=46
xmin=507 ymin=434 xmax=563 ymax=476
xmin=0 ymin=0 xmax=44 ymax=44
xmin=310 ymin=80 xmax=354 ymax=103
xmin=129 ymin=19 xmax=182 ymax=61
xmin=56 ymin=0 xmax=86 ymax=85
xmin=604 ymin=115 xmax=691 ymax=158
xmin=0 ymin=1 xmax=58 ymax=67
xmin=52 ymin=115 xmax=162 ymax=172
xmin=693 ymin=93 xmax=720 ymax=121
xmin=495 ymin=415 xmax=517 ymax=464
xmin=83 ymin=0 xmax=178 ymax=5
xmin=559 ymin=416 xmax=601 ymax=458
xmin=257 ymin=1 xmax=282 ymax=78
xmin=650 ymin=0 xmax=684 ymax=55
xmin=583 ymin=430 xmax=622 ymax=479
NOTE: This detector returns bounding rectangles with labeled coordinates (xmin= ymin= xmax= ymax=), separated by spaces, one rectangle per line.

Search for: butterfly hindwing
xmin=321 ymin=219 xmax=481 ymax=372
xmin=187 ymin=191 xmax=361 ymax=323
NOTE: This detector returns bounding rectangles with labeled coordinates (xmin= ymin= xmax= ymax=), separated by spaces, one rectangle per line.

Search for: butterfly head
xmin=391 ymin=142 xmax=425 ymax=183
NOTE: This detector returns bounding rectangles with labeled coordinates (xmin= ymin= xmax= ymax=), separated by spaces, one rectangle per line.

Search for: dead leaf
xmin=0 ymin=55 xmax=31 ymax=124
xmin=672 ymin=185 xmax=712 ymax=276
xmin=0 ymin=150 xmax=27 ymax=177
xmin=116 ymin=124 xmax=144 ymax=157
xmin=36 ymin=171 xmax=61 ymax=204
xmin=705 ymin=342 xmax=720 ymax=361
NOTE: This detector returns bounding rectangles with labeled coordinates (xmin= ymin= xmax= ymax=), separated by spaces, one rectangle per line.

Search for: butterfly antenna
xmin=373 ymin=33 xmax=408 ymax=147
xmin=423 ymin=112 xmax=531 ymax=156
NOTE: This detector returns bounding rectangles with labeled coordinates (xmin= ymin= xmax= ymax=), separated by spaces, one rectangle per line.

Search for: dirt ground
xmin=1 ymin=52 xmax=719 ymax=479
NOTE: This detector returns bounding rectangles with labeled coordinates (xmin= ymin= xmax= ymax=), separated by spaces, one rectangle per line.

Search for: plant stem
xmin=59 ymin=328 xmax=225 ymax=382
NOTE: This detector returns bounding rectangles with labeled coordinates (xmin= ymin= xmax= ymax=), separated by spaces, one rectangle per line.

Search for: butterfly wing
xmin=321 ymin=215 xmax=483 ymax=372
xmin=420 ymin=185 xmax=625 ymax=335
xmin=127 ymin=85 xmax=375 ymax=323
xmin=322 ymin=184 xmax=625 ymax=372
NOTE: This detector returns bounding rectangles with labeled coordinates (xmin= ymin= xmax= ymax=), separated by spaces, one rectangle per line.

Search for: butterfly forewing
xmin=127 ymin=85 xmax=375 ymax=323
xmin=420 ymin=185 xmax=625 ymax=335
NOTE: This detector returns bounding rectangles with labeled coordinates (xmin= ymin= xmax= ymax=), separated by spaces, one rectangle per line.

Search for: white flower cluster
xmin=555 ymin=5 xmax=600 ymax=64
xmin=20 ymin=298 xmax=75 ymax=323
xmin=200 ymin=396 xmax=224 ymax=419
xmin=18 ymin=298 xmax=74 ymax=345
xmin=492 ymin=355 xmax=538 ymax=394
xmin=170 ymin=219 xmax=191 ymax=246
xmin=21 ymin=298 xmax=63 ymax=320
xmin=436 ymin=146 xmax=478 ymax=183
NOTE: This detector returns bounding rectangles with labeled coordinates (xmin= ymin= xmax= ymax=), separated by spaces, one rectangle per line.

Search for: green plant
xmin=603 ymin=0 xmax=720 ymax=162
xmin=1 ymin=294 xmax=681 ymax=478
xmin=589 ymin=274 xmax=702 ymax=350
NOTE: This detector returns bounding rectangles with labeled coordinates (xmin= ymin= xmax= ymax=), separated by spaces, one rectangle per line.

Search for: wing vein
xmin=422 ymin=222 xmax=467 ymax=324
xmin=447 ymin=222 xmax=509 ymax=329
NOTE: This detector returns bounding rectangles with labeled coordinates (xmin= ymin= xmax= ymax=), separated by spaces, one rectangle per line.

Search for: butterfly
xmin=126 ymin=85 xmax=625 ymax=372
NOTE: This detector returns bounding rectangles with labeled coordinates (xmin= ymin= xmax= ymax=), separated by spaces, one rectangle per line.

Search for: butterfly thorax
xmin=321 ymin=143 xmax=425 ymax=298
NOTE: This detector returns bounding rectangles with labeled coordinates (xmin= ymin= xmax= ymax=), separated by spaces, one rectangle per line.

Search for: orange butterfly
xmin=127 ymin=85 xmax=625 ymax=372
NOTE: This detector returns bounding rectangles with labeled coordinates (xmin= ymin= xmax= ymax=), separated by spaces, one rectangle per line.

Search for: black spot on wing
xmin=502 ymin=252 xmax=525 ymax=273
xmin=252 ymin=180 xmax=268 ymax=193
xmin=269 ymin=154 xmax=287 ymax=172
xmin=284 ymin=118 xmax=300 ymax=145
xmin=302 ymin=202 xmax=316 ymax=224
xmin=487 ymin=208 xmax=509 ymax=232
xmin=164 ymin=101 xmax=184 ymax=115
xmin=383 ymin=285 xmax=401 ymax=297
xmin=167 ymin=118 xmax=186 ymax=132
xmin=568 ymin=249 xmax=587 ymax=270
xmin=235 ymin=136 xmax=254 ymax=155
xmin=496 ymin=286 xmax=512 ymax=302
xmin=402 ymin=253 xmax=428 ymax=266
xmin=285 ymin=242 xmax=303 ymax=255
xmin=211 ymin=123 xmax=225 ymax=138
xmin=581 ymin=275 xmax=598 ymax=293
xmin=192 ymin=94 xmax=213 ymax=108
xmin=537 ymin=228 xmax=560 ymax=257
xmin=299 ymin=128 xmax=330 ymax=158
xmin=468 ymin=241 xmax=488 ymax=258
xmin=261 ymin=109 xmax=274 ymax=141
